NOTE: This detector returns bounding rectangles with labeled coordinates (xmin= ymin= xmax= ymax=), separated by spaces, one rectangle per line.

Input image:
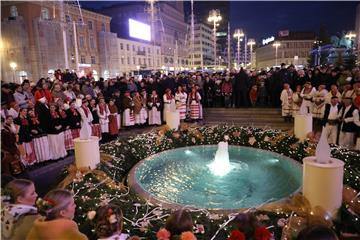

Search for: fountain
xmin=207 ymin=141 xmax=233 ymax=176
xmin=128 ymin=145 xmax=302 ymax=210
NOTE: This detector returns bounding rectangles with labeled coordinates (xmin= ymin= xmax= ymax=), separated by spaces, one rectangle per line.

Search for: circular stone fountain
xmin=128 ymin=144 xmax=302 ymax=211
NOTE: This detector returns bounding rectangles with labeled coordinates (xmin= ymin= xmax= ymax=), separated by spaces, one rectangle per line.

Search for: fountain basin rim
xmin=128 ymin=145 xmax=302 ymax=214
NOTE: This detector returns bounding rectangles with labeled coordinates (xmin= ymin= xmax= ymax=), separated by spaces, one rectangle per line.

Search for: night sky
xmin=81 ymin=1 xmax=357 ymax=42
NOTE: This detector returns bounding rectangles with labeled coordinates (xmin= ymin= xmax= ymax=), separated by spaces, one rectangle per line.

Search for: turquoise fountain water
xmin=132 ymin=145 xmax=302 ymax=210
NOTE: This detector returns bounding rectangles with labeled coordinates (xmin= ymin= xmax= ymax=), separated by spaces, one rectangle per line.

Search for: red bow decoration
xmin=254 ymin=227 xmax=271 ymax=240
xmin=228 ymin=230 xmax=246 ymax=240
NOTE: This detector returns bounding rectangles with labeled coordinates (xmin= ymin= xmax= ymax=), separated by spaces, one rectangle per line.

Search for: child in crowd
xmin=1 ymin=179 xmax=38 ymax=240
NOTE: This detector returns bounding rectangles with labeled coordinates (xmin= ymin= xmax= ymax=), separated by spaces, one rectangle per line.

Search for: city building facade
xmin=1 ymin=1 xmax=112 ymax=82
xmin=256 ymin=31 xmax=316 ymax=69
xmin=99 ymin=1 xmax=189 ymax=72
xmin=118 ymin=38 xmax=162 ymax=75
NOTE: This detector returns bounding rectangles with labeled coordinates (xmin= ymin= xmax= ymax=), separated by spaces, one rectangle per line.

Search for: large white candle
xmin=74 ymin=136 xmax=100 ymax=170
xmin=165 ymin=111 xmax=180 ymax=130
xmin=294 ymin=114 xmax=312 ymax=142
xmin=303 ymin=156 xmax=344 ymax=217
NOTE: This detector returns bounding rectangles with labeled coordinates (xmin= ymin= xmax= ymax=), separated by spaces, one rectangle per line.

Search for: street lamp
xmin=272 ymin=41 xmax=281 ymax=67
xmin=9 ymin=62 xmax=17 ymax=83
xmin=247 ymin=38 xmax=256 ymax=68
xmin=208 ymin=9 xmax=222 ymax=67
xmin=233 ymin=28 xmax=244 ymax=69
xmin=136 ymin=65 xmax=140 ymax=76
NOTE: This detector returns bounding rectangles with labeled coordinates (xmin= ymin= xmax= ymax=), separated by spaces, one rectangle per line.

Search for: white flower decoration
xmin=248 ymin=136 xmax=256 ymax=145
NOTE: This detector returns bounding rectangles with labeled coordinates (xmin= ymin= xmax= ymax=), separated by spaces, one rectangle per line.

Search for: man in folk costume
xmin=97 ymin=97 xmax=110 ymax=137
xmin=28 ymin=108 xmax=52 ymax=162
xmin=325 ymin=84 xmax=342 ymax=104
xmin=67 ymin=100 xmax=82 ymax=140
xmin=113 ymin=90 xmax=122 ymax=130
xmin=322 ymin=96 xmax=342 ymax=144
xmin=108 ymin=99 xmax=119 ymax=137
xmin=175 ymin=85 xmax=187 ymax=121
xmin=122 ymin=91 xmax=135 ymax=127
xmin=89 ymin=98 xmax=101 ymax=139
xmin=280 ymin=83 xmax=293 ymax=122
xmin=147 ymin=90 xmax=162 ymax=126
xmin=48 ymin=103 xmax=67 ymax=159
xmin=312 ymin=84 xmax=328 ymax=129
xmin=187 ymin=87 xmax=202 ymax=121
xmin=292 ymin=85 xmax=303 ymax=117
xmin=14 ymin=108 xmax=37 ymax=166
xmin=133 ymin=92 xmax=146 ymax=126
xmin=338 ymin=97 xmax=359 ymax=149
xmin=58 ymin=102 xmax=74 ymax=151
xmin=300 ymin=81 xmax=316 ymax=114
xmin=163 ymin=88 xmax=175 ymax=123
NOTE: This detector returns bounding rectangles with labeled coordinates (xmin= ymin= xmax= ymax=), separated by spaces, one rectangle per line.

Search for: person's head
xmin=318 ymin=84 xmax=326 ymax=91
xmin=165 ymin=209 xmax=193 ymax=236
xmin=19 ymin=107 xmax=28 ymax=117
xmin=109 ymin=99 xmax=115 ymax=105
xmin=296 ymin=225 xmax=338 ymax=240
xmin=15 ymin=84 xmax=23 ymax=92
xmin=283 ymin=83 xmax=290 ymax=90
xmin=39 ymin=189 xmax=76 ymax=221
xmin=70 ymin=100 xmax=76 ymax=109
xmin=90 ymin=98 xmax=97 ymax=106
xmin=231 ymin=213 xmax=259 ymax=239
xmin=53 ymin=83 xmax=61 ymax=92
xmin=49 ymin=104 xmax=57 ymax=112
xmin=10 ymin=102 xmax=19 ymax=111
xmin=82 ymin=99 xmax=88 ymax=107
xmin=343 ymin=97 xmax=352 ymax=107
xmin=165 ymin=88 xmax=171 ymax=95
xmin=177 ymin=85 xmax=183 ymax=92
xmin=5 ymin=179 xmax=37 ymax=205
xmin=22 ymin=81 xmax=30 ymax=91
xmin=95 ymin=204 xmax=123 ymax=238
xmin=330 ymin=96 xmax=339 ymax=106
xmin=5 ymin=115 xmax=14 ymax=125
xmin=151 ymin=90 xmax=157 ymax=96
xmin=330 ymin=85 xmax=338 ymax=93
xmin=99 ymin=97 xmax=105 ymax=104
xmin=28 ymin=108 xmax=36 ymax=117
xmin=42 ymin=82 xmax=48 ymax=90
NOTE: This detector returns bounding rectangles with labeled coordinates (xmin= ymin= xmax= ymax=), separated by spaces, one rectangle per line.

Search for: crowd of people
xmin=1 ymin=178 xmax=340 ymax=240
xmin=1 ymin=64 xmax=360 ymax=173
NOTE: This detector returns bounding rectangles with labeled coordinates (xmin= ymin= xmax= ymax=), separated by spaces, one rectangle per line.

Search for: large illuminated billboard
xmin=129 ymin=19 xmax=151 ymax=41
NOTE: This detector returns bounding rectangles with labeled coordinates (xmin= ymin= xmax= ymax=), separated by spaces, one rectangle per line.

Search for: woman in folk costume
xmin=28 ymin=108 xmax=52 ymax=162
xmin=89 ymin=98 xmax=101 ymax=139
xmin=163 ymin=88 xmax=175 ymax=123
xmin=58 ymin=103 xmax=74 ymax=151
xmin=97 ymin=97 xmax=110 ymax=134
xmin=122 ymin=91 xmax=135 ymax=127
xmin=175 ymin=85 xmax=187 ymax=120
xmin=300 ymin=81 xmax=316 ymax=114
xmin=140 ymin=89 xmax=149 ymax=124
xmin=292 ymin=85 xmax=303 ymax=116
xmin=147 ymin=90 xmax=162 ymax=126
xmin=48 ymin=103 xmax=67 ymax=159
xmin=187 ymin=87 xmax=202 ymax=121
xmin=280 ymin=83 xmax=293 ymax=122
xmin=133 ymin=92 xmax=147 ymax=125
xmin=14 ymin=108 xmax=37 ymax=166
xmin=108 ymin=99 xmax=119 ymax=137
xmin=312 ymin=84 xmax=328 ymax=125
xmin=67 ymin=100 xmax=82 ymax=140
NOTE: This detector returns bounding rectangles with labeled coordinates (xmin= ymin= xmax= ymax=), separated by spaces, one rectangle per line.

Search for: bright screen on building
xmin=129 ymin=19 xmax=151 ymax=41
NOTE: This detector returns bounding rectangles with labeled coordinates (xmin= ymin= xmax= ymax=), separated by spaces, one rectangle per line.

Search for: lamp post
xmin=9 ymin=62 xmax=17 ymax=83
xmin=247 ymin=38 xmax=256 ymax=68
xmin=233 ymin=28 xmax=244 ymax=69
xmin=136 ymin=65 xmax=140 ymax=76
xmin=146 ymin=0 xmax=156 ymax=70
xmin=272 ymin=41 xmax=281 ymax=67
xmin=208 ymin=9 xmax=222 ymax=67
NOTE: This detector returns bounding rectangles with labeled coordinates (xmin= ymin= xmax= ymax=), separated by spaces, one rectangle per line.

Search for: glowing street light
xmin=208 ymin=9 xmax=222 ymax=66
xmin=272 ymin=41 xmax=281 ymax=66
xmin=136 ymin=65 xmax=140 ymax=75
xmin=345 ymin=31 xmax=356 ymax=40
xmin=9 ymin=62 xmax=17 ymax=83
xmin=233 ymin=28 xmax=244 ymax=68
xmin=247 ymin=38 xmax=256 ymax=67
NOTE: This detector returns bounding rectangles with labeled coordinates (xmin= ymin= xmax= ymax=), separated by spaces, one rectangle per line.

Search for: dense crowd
xmin=1 ymin=64 xmax=360 ymax=173
xmin=1 ymin=178 xmax=340 ymax=240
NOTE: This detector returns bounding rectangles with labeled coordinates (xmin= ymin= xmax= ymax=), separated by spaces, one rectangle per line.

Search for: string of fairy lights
xmin=61 ymin=124 xmax=359 ymax=239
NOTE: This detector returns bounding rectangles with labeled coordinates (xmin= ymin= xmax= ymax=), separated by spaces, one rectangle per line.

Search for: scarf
xmin=108 ymin=104 xmax=118 ymax=114
xmin=99 ymin=104 xmax=107 ymax=115
xmin=1 ymin=204 xmax=37 ymax=238
xmin=166 ymin=93 xmax=173 ymax=100
xmin=20 ymin=117 xmax=29 ymax=126
xmin=59 ymin=110 xmax=67 ymax=119
xmin=50 ymin=111 xmax=59 ymax=119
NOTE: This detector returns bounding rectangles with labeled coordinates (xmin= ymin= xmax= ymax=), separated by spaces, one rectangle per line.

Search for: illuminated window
xmin=41 ymin=7 xmax=49 ymax=20
xmin=80 ymin=56 xmax=85 ymax=64
xmin=91 ymin=56 xmax=96 ymax=64
xmin=10 ymin=6 xmax=18 ymax=17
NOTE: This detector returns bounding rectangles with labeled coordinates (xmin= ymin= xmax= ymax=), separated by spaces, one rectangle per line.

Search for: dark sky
xmin=81 ymin=1 xmax=358 ymax=42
